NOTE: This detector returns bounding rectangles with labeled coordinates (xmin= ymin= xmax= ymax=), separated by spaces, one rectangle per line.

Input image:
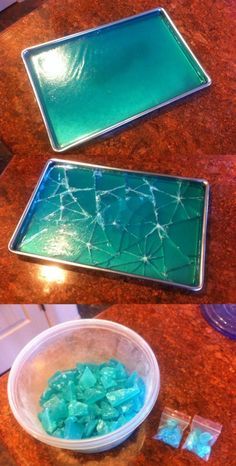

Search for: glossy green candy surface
xmin=184 ymin=428 xmax=214 ymax=460
xmin=38 ymin=359 xmax=146 ymax=439
xmin=23 ymin=8 xmax=210 ymax=150
xmin=13 ymin=161 xmax=208 ymax=289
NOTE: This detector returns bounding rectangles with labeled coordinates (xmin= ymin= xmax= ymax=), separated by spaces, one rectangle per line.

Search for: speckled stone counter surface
xmin=0 ymin=305 xmax=235 ymax=465
xmin=0 ymin=0 xmax=235 ymax=303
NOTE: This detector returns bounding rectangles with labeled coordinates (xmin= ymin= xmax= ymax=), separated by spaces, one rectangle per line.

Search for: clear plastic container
xmin=8 ymin=319 xmax=160 ymax=453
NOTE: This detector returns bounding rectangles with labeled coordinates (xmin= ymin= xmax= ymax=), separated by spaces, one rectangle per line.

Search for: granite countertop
xmin=0 ymin=304 xmax=235 ymax=465
xmin=0 ymin=0 xmax=235 ymax=303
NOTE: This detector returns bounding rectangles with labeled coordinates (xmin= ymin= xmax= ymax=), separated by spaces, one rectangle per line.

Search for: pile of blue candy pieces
xmin=38 ymin=359 xmax=145 ymax=439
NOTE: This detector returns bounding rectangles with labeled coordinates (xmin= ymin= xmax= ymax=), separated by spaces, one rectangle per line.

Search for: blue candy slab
xmin=9 ymin=159 xmax=209 ymax=291
xmin=38 ymin=359 xmax=146 ymax=439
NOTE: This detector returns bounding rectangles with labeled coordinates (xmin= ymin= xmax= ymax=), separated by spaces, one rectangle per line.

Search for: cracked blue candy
xmin=38 ymin=359 xmax=146 ymax=439
xmin=68 ymin=400 xmax=89 ymax=417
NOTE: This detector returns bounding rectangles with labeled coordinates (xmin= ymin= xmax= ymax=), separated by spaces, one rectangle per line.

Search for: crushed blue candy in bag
xmin=153 ymin=407 xmax=190 ymax=448
xmin=38 ymin=359 xmax=146 ymax=440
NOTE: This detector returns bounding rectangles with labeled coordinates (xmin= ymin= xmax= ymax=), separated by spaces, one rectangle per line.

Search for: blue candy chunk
xmin=84 ymin=388 xmax=106 ymax=404
xmin=96 ymin=419 xmax=110 ymax=436
xmin=185 ymin=429 xmax=213 ymax=459
xmin=48 ymin=371 xmax=61 ymax=385
xmin=120 ymin=401 xmax=134 ymax=415
xmin=196 ymin=444 xmax=211 ymax=459
xmin=109 ymin=420 xmax=119 ymax=431
xmin=68 ymin=400 xmax=89 ymax=417
xmin=53 ymin=427 xmax=64 ymax=438
xmin=163 ymin=429 xmax=180 ymax=447
xmin=115 ymin=379 xmax=127 ymax=390
xmin=79 ymin=366 xmax=97 ymax=389
xmin=132 ymin=395 xmax=144 ymax=413
xmin=88 ymin=403 xmax=102 ymax=417
xmin=100 ymin=374 xmax=117 ymax=390
xmin=43 ymin=396 xmax=68 ymax=423
xmin=113 ymin=361 xmax=127 ymax=379
xmin=109 ymin=414 xmax=128 ymax=432
xmin=106 ymin=386 xmax=140 ymax=407
xmin=199 ymin=431 xmax=213 ymax=444
xmin=185 ymin=429 xmax=199 ymax=450
xmin=84 ymin=419 xmax=98 ymax=438
xmin=39 ymin=387 xmax=55 ymax=406
xmin=125 ymin=371 xmax=139 ymax=388
xmin=64 ymin=416 xmax=84 ymax=439
xmin=40 ymin=407 xmax=58 ymax=434
xmin=86 ymin=363 xmax=100 ymax=372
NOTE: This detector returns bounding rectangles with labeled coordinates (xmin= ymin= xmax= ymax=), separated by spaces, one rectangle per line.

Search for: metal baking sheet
xmin=9 ymin=159 xmax=209 ymax=290
xmin=22 ymin=8 xmax=211 ymax=152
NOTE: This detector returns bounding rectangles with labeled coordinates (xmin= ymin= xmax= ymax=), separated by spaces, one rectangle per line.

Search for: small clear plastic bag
xmin=182 ymin=415 xmax=222 ymax=461
xmin=153 ymin=407 xmax=191 ymax=448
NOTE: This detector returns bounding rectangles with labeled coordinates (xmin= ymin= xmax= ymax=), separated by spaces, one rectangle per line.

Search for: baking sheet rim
xmin=8 ymin=158 xmax=210 ymax=292
xmin=21 ymin=7 xmax=212 ymax=152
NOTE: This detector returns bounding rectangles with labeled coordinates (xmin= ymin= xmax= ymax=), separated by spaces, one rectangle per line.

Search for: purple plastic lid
xmin=201 ymin=304 xmax=236 ymax=340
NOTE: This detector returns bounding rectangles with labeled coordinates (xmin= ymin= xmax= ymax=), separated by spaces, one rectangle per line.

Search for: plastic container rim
xmin=8 ymin=319 xmax=160 ymax=449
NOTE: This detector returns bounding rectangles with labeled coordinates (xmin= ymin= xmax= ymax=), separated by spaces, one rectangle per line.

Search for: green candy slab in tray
xmin=9 ymin=160 xmax=209 ymax=290
xmin=22 ymin=8 xmax=211 ymax=151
